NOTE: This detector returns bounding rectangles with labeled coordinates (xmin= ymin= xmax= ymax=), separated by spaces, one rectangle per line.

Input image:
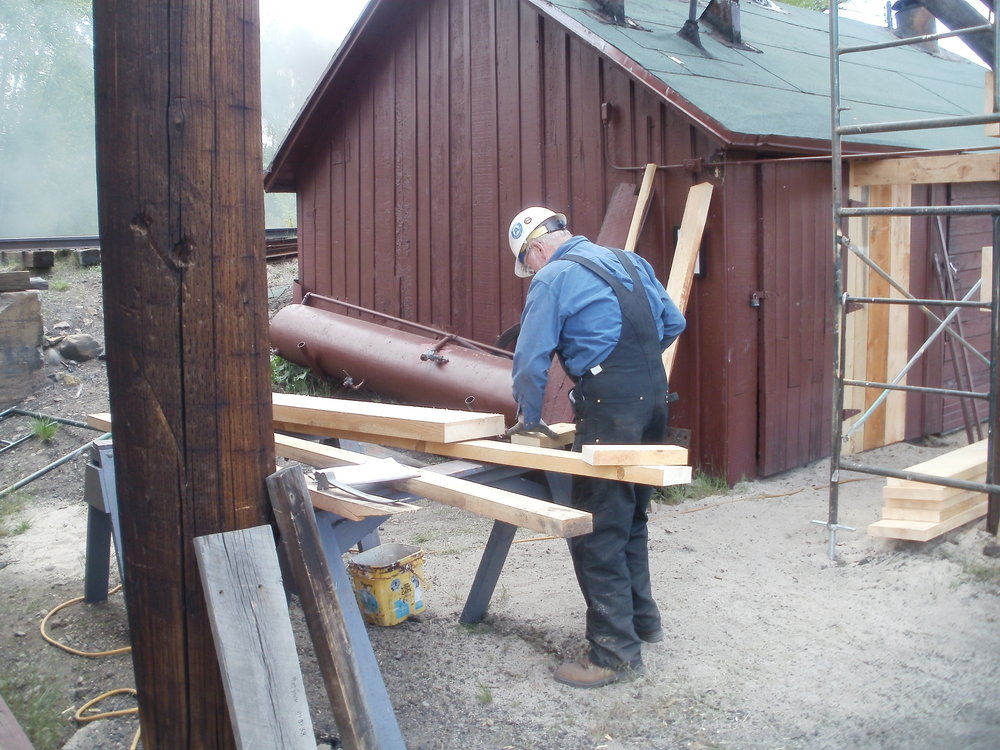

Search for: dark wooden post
xmin=93 ymin=1 xmax=275 ymax=747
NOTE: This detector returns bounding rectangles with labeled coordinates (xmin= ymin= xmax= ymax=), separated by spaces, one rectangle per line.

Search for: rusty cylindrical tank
xmin=270 ymin=303 xmax=519 ymax=422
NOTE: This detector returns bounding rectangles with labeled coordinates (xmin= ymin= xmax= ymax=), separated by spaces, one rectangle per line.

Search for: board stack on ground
xmin=868 ymin=439 xmax=988 ymax=542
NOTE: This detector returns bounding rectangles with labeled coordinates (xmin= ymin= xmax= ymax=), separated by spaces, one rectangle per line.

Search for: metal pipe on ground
xmin=270 ymin=304 xmax=519 ymax=422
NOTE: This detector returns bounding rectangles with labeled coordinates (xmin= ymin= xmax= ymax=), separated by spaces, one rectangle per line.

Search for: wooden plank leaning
xmin=662 ymin=182 xmax=713 ymax=382
xmin=268 ymin=466 xmax=407 ymax=750
xmin=193 ymin=525 xmax=315 ymax=750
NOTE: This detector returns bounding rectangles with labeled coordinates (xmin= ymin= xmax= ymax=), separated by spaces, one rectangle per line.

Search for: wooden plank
xmin=272 ymin=393 xmax=505 ymax=443
xmin=580 ymin=443 xmax=688 ymax=466
xmin=885 ymin=439 xmax=987 ymax=488
xmin=867 ymin=499 xmax=987 ymax=542
xmin=595 ymin=183 xmax=640 ymax=248
xmin=267 ymin=467 xmax=406 ymax=750
xmin=880 ymin=492 xmax=985 ymax=523
xmin=0 ymin=271 xmax=30 ymax=292
xmin=0 ymin=692 xmax=34 ymax=750
xmin=884 ymin=184 xmax=911 ymax=445
xmin=623 ymin=164 xmax=657 ymax=253
xmin=193 ymin=526 xmax=315 ymax=750
xmin=273 ymin=420 xmax=692 ymax=488
xmin=983 ymin=246 xmax=992 ymax=304
xmin=843 ymin=185 xmax=869 ymax=454
xmin=850 ymin=152 xmax=1000 ymax=186
xmin=662 ymin=182 xmax=713 ymax=381
xmin=274 ymin=433 xmax=593 ymax=538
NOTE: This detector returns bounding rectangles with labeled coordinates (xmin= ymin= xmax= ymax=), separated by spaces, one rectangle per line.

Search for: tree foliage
xmin=0 ymin=0 xmax=96 ymax=236
xmin=0 ymin=2 xmax=340 ymax=236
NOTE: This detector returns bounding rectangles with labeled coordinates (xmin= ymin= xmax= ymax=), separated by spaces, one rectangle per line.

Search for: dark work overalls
xmin=561 ymin=248 xmax=668 ymax=670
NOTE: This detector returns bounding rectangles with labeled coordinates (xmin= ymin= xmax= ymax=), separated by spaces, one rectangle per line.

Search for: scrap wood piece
xmin=580 ymin=443 xmax=688 ymax=466
xmin=306 ymin=479 xmax=419 ymax=523
xmin=272 ymin=392 xmax=505 ymax=444
xmin=596 ymin=183 xmax=641 ymax=248
xmin=272 ymin=418 xmax=692 ymax=488
xmin=274 ymin=433 xmax=593 ymax=538
xmin=267 ymin=466 xmax=406 ymax=750
xmin=662 ymin=181 xmax=713 ymax=381
xmin=193 ymin=525 xmax=315 ymax=750
xmin=624 ymin=163 xmax=658 ymax=253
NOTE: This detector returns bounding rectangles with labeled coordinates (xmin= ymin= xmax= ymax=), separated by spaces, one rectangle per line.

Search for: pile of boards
xmin=868 ymin=439 xmax=988 ymax=542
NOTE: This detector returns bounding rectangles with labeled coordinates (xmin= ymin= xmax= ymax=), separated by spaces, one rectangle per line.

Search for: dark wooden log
xmin=92 ymin=1 xmax=275 ymax=747
xmin=267 ymin=466 xmax=406 ymax=750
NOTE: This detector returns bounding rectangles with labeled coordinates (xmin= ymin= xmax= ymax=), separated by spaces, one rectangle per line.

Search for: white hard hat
xmin=507 ymin=206 xmax=567 ymax=277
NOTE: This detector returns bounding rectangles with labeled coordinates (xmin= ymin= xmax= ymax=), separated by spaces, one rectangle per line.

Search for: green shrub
xmin=30 ymin=417 xmax=59 ymax=443
xmin=654 ymin=469 xmax=729 ymax=506
xmin=270 ymin=353 xmax=329 ymax=396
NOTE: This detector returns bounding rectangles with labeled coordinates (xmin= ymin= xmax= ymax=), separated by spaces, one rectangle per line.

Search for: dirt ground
xmin=1 ymin=255 xmax=999 ymax=750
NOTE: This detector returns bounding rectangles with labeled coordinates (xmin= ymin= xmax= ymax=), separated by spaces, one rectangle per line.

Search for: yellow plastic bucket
xmin=347 ymin=543 xmax=427 ymax=626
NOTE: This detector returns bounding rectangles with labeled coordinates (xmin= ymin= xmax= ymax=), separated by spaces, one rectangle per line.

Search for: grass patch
xmin=0 ymin=674 xmax=66 ymax=749
xmin=50 ymin=280 xmax=71 ymax=291
xmin=0 ymin=491 xmax=28 ymax=537
xmin=475 ymin=683 xmax=493 ymax=705
xmin=30 ymin=416 xmax=60 ymax=443
xmin=654 ymin=469 xmax=729 ymax=506
xmin=270 ymin=353 xmax=334 ymax=396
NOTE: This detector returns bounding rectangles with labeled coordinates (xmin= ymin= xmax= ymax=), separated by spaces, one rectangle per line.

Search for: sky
xmin=258 ymin=0 xmax=988 ymax=76
xmin=259 ymin=0 xmax=369 ymax=45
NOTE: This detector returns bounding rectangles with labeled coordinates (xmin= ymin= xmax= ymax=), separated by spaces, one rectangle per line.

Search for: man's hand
xmin=503 ymin=417 xmax=559 ymax=440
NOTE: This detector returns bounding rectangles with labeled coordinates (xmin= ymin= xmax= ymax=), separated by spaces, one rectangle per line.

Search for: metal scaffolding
xmin=824 ymin=6 xmax=1000 ymax=558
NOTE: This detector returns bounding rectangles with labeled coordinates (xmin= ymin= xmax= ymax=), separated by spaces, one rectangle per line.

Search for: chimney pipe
xmin=891 ymin=0 xmax=939 ymax=53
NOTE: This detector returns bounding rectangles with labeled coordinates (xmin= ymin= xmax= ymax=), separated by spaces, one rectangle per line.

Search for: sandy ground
xmin=1 ymin=257 xmax=998 ymax=749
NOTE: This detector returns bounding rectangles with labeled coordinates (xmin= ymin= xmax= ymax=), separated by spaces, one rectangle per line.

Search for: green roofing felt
xmin=549 ymin=0 xmax=994 ymax=150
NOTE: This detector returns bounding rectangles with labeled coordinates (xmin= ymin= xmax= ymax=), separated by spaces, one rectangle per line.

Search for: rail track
xmin=0 ymin=229 xmax=297 ymax=261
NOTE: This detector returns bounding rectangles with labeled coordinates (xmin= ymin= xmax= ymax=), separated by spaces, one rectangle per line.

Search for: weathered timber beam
xmin=272 ymin=393 xmax=505 ymax=443
xmin=850 ymin=152 xmax=1000 ymax=186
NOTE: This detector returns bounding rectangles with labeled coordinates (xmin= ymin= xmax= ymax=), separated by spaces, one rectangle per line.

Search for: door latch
xmin=750 ymin=290 xmax=770 ymax=308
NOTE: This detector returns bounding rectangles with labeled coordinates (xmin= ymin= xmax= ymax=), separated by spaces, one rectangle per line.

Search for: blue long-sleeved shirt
xmin=511 ymin=236 xmax=686 ymax=425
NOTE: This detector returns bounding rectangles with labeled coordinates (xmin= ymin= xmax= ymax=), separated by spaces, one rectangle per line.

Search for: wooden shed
xmin=264 ymin=0 xmax=998 ymax=482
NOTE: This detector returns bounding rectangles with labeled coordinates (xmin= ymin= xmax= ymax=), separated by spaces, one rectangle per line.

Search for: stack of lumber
xmin=868 ymin=439 xmax=988 ymax=542
xmin=270 ymin=393 xmax=690 ymax=487
xmin=89 ymin=394 xmax=691 ymax=537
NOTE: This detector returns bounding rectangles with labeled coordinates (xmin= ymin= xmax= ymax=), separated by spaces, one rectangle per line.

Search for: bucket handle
xmin=400 ymin=563 xmax=429 ymax=591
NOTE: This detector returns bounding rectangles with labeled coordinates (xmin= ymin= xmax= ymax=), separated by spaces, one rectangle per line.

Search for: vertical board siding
xmin=941 ymin=181 xmax=997 ymax=434
xmin=414 ymin=9 xmax=433 ymax=324
xmin=758 ymin=161 xmax=833 ymax=476
xmin=428 ymin=0 xmax=452 ymax=329
xmin=469 ymin=0 xmax=501 ymax=341
xmin=496 ymin=0 xmax=525 ymax=333
xmin=395 ymin=27 xmax=418 ymax=323
xmin=448 ymin=0 xmax=472 ymax=332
